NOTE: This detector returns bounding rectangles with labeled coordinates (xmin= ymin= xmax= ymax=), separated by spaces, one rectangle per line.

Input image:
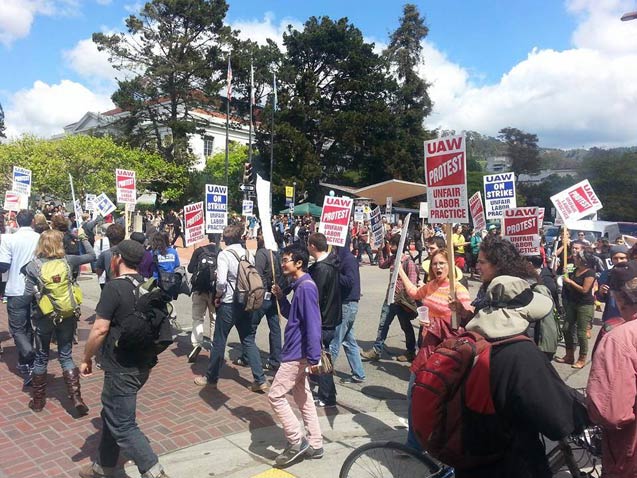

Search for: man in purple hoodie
xmin=270 ymin=245 xmax=323 ymax=467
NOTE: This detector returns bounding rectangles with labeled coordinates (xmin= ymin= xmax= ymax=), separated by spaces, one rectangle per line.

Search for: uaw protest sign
xmin=184 ymin=201 xmax=205 ymax=246
xmin=503 ymin=207 xmax=541 ymax=256
xmin=424 ymin=134 xmax=468 ymax=223
xmin=550 ymin=179 xmax=602 ymax=223
xmin=115 ymin=169 xmax=136 ymax=205
xmin=483 ymin=172 xmax=516 ymax=220
xmin=205 ymin=184 xmax=228 ymax=233
xmin=318 ymin=196 xmax=353 ymax=247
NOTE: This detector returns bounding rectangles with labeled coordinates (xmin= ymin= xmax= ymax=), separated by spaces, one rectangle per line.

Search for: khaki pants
xmin=191 ymin=291 xmax=215 ymax=346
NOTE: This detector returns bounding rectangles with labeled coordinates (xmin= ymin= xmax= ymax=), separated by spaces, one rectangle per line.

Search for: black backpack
xmin=114 ymin=276 xmax=174 ymax=355
xmin=191 ymin=246 xmax=217 ymax=292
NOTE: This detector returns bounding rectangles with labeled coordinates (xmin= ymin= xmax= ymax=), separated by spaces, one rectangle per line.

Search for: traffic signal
xmin=242 ymin=162 xmax=254 ymax=184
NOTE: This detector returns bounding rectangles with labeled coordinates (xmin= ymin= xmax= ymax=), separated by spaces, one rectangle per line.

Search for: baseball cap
xmin=466 ymin=275 xmax=554 ymax=338
xmin=112 ymin=239 xmax=146 ymax=266
xmin=130 ymin=232 xmax=147 ymax=245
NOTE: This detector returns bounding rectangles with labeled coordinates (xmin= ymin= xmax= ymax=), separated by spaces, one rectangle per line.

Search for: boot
xmin=554 ymin=348 xmax=575 ymax=364
xmin=572 ymin=355 xmax=587 ymax=369
xmin=29 ymin=372 xmax=47 ymax=412
xmin=63 ymin=367 xmax=89 ymax=416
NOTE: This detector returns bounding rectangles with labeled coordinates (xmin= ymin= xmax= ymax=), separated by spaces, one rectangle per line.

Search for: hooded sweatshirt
xmin=337 ymin=240 xmax=360 ymax=303
xmin=458 ymin=296 xmax=587 ymax=477
xmin=308 ymin=251 xmax=342 ymax=329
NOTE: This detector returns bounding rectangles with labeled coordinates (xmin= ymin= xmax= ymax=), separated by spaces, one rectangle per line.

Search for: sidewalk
xmin=0 ymin=295 xmax=372 ymax=478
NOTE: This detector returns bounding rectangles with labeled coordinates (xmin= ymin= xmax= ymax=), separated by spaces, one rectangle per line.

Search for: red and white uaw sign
xmin=115 ymin=169 xmax=136 ymax=205
xmin=503 ymin=207 xmax=541 ymax=256
xmin=184 ymin=201 xmax=205 ymax=247
xmin=3 ymin=191 xmax=27 ymax=212
xmin=318 ymin=196 xmax=354 ymax=247
xmin=469 ymin=191 xmax=487 ymax=232
xmin=424 ymin=134 xmax=468 ymax=223
xmin=550 ymin=179 xmax=602 ymax=223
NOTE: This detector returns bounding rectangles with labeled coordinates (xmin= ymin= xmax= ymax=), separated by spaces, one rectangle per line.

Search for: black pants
xmin=316 ymin=328 xmax=337 ymax=405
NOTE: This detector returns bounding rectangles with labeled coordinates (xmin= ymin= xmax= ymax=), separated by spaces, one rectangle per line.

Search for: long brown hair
xmin=35 ymin=229 xmax=65 ymax=259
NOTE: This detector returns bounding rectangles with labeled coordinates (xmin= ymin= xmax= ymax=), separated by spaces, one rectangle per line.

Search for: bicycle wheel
xmin=339 ymin=441 xmax=442 ymax=478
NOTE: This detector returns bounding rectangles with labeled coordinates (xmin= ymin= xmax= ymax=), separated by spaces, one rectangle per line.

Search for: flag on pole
xmin=250 ymin=62 xmax=255 ymax=106
xmin=226 ymin=57 xmax=233 ymax=101
xmin=273 ymin=72 xmax=277 ymax=112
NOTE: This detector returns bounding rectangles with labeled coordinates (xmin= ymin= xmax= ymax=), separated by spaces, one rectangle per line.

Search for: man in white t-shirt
xmin=0 ymin=210 xmax=40 ymax=385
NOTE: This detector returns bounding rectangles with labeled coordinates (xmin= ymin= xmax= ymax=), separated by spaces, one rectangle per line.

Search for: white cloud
xmin=230 ymin=12 xmax=302 ymax=48
xmin=421 ymin=0 xmax=637 ymax=148
xmin=0 ymin=0 xmax=79 ymax=47
xmin=4 ymin=80 xmax=113 ymax=138
xmin=63 ymin=37 xmax=118 ymax=84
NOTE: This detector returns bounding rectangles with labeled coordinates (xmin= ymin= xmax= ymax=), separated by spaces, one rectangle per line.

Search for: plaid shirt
xmin=379 ymin=251 xmax=418 ymax=302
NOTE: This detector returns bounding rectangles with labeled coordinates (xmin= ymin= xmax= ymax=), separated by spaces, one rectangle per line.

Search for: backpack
xmin=153 ymin=254 xmax=190 ymax=300
xmin=33 ymin=258 xmax=82 ymax=322
xmin=529 ymin=283 xmax=561 ymax=355
xmin=228 ymin=249 xmax=265 ymax=312
xmin=191 ymin=246 xmax=217 ymax=292
xmin=114 ymin=276 xmax=174 ymax=355
xmin=411 ymin=331 xmax=531 ymax=470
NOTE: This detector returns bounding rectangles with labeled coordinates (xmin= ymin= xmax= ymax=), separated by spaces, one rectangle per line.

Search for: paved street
xmin=0 ymin=249 xmax=597 ymax=478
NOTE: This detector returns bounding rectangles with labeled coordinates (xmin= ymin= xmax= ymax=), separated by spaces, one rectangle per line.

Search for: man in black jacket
xmin=308 ymin=232 xmax=342 ymax=407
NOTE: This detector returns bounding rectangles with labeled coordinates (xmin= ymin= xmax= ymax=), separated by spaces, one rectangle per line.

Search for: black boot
xmin=29 ymin=373 xmax=47 ymax=412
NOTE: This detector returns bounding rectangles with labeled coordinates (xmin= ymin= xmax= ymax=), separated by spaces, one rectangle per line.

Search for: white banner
xmin=318 ymin=196 xmax=354 ymax=247
xmin=419 ymin=202 xmax=429 ymax=219
xmin=425 ymin=134 xmax=468 ymax=223
xmin=387 ymin=213 xmax=411 ymax=305
xmin=256 ymin=174 xmax=278 ymax=251
xmin=483 ymin=172 xmax=516 ymax=220
xmin=184 ymin=201 xmax=205 ymax=246
xmin=205 ymin=184 xmax=228 ymax=234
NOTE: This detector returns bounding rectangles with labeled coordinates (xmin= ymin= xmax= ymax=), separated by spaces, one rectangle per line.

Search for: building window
xmin=204 ymin=136 xmax=215 ymax=157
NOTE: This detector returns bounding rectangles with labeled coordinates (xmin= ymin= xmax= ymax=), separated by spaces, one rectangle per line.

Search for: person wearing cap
xmin=130 ymin=231 xmax=153 ymax=279
xmin=587 ymin=260 xmax=637 ymax=478
xmin=455 ymin=275 xmax=587 ymax=477
xmin=79 ymin=239 xmax=170 ymax=478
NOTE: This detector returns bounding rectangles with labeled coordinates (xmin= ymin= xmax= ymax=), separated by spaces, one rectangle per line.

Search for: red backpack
xmin=411 ymin=331 xmax=531 ymax=470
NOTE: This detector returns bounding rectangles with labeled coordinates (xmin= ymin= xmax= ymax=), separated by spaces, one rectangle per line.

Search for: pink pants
xmin=268 ymin=360 xmax=323 ymax=448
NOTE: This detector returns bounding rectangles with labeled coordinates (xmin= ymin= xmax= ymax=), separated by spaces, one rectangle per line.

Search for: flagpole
xmin=225 ymin=57 xmax=232 ymax=186
xmin=269 ymin=72 xmax=276 ymax=214
xmin=248 ymin=61 xmax=253 ymax=165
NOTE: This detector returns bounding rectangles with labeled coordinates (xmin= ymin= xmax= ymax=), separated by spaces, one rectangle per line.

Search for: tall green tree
xmin=93 ymin=0 xmax=230 ymax=165
xmin=256 ymin=16 xmax=396 ymax=198
xmin=383 ymin=4 xmax=434 ymax=181
xmin=498 ymin=127 xmax=541 ymax=174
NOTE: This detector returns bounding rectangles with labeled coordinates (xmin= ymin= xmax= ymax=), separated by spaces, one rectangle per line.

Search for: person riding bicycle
xmin=587 ymin=260 xmax=637 ymax=478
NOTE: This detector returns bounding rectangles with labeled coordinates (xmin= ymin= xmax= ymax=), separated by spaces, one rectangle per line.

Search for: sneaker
xmin=305 ymin=446 xmax=324 ymax=459
xmin=314 ymin=399 xmax=337 ymax=408
xmin=275 ymin=438 xmax=309 ymax=466
xmin=187 ymin=345 xmax=202 ymax=363
xmin=341 ymin=375 xmax=365 ymax=384
xmin=360 ymin=348 xmax=380 ymax=361
xmin=264 ymin=362 xmax=279 ymax=371
xmin=395 ymin=352 xmax=416 ymax=362
xmin=194 ymin=376 xmax=217 ymax=388
xmin=78 ymin=463 xmax=115 ymax=477
xmin=249 ymin=381 xmax=269 ymax=393
xmin=232 ymin=357 xmax=248 ymax=367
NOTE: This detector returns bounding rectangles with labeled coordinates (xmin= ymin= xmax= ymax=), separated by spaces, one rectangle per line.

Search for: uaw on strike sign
xmin=550 ymin=179 xmax=602 ymax=222
xmin=184 ymin=201 xmax=205 ymax=247
xmin=115 ymin=169 xmax=136 ymax=204
xmin=318 ymin=196 xmax=353 ymax=247
xmin=503 ymin=207 xmax=540 ymax=256
xmin=483 ymin=172 xmax=516 ymax=219
xmin=424 ymin=134 xmax=468 ymax=223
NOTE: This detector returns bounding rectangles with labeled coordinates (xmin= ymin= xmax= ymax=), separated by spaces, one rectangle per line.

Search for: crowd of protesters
xmin=1 ymin=204 xmax=637 ymax=477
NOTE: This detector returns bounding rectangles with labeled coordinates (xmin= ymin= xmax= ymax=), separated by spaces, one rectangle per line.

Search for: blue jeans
xmin=7 ymin=295 xmax=35 ymax=366
xmin=33 ymin=315 xmax=76 ymax=375
xmin=372 ymin=303 xmax=416 ymax=354
xmin=242 ymin=299 xmax=282 ymax=367
xmin=357 ymin=242 xmax=375 ymax=264
xmin=406 ymin=372 xmax=423 ymax=451
xmin=316 ymin=328 xmax=337 ymax=404
xmin=206 ymin=302 xmax=265 ymax=385
xmin=97 ymin=370 xmax=161 ymax=475
xmin=330 ymin=301 xmax=365 ymax=381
